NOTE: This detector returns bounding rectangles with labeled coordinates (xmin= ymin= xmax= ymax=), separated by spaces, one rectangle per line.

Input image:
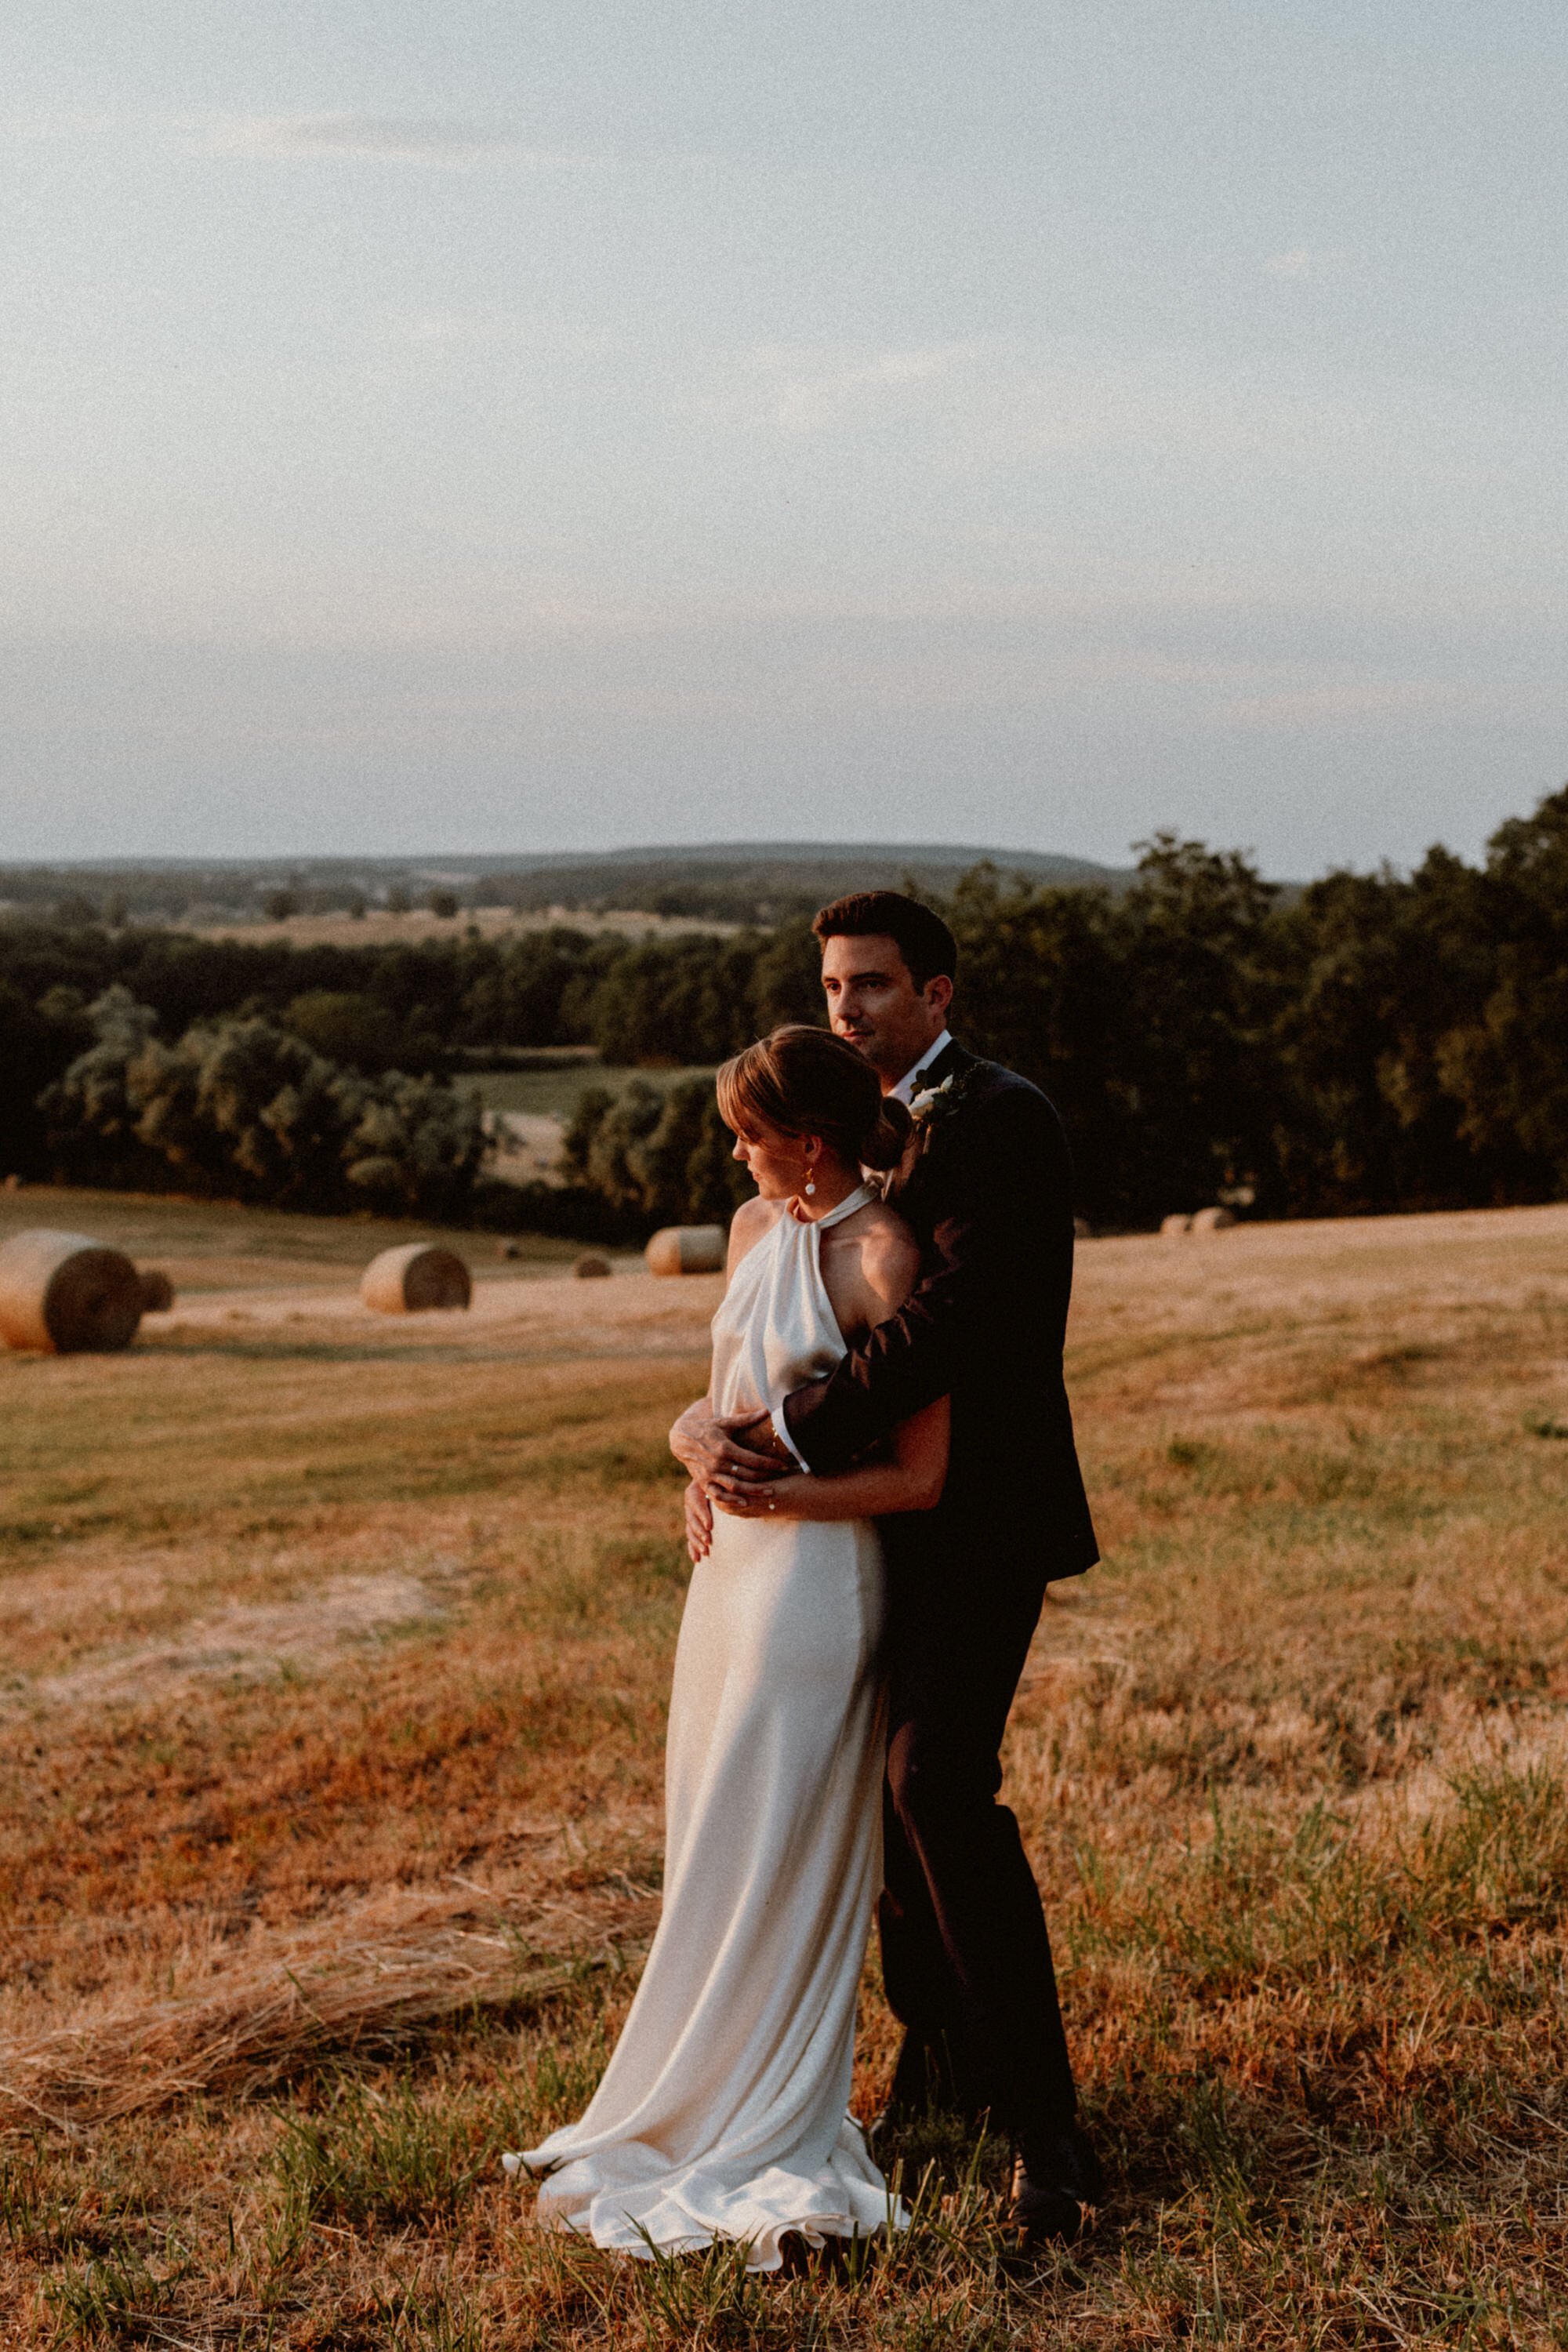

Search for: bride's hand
xmin=710 ymin=1472 xmax=807 ymax=1519
xmin=684 ymin=1480 xmax=714 ymax=1563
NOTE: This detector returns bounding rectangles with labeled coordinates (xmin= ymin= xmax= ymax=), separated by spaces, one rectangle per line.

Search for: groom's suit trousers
xmin=875 ymin=1523 xmax=1076 ymax=2133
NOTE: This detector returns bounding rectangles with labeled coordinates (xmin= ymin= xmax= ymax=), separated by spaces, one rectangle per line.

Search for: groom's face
xmin=819 ymin=933 xmax=952 ymax=1087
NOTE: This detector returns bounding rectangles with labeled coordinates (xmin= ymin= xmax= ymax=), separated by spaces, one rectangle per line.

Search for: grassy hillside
xmin=1 ymin=1204 xmax=1566 ymax=2344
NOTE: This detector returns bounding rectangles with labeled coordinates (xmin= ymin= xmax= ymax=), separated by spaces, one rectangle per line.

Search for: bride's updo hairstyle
xmin=717 ymin=1025 xmax=913 ymax=1174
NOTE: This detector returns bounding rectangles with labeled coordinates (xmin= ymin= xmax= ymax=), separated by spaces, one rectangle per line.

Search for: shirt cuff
xmin=771 ymin=1407 xmax=810 ymax=1472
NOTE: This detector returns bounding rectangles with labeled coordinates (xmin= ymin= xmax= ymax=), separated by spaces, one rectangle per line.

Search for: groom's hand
xmin=670 ymin=1399 xmax=791 ymax=1485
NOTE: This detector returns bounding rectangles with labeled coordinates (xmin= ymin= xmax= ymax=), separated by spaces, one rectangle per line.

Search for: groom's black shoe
xmin=1009 ymin=2124 xmax=1104 ymax=2246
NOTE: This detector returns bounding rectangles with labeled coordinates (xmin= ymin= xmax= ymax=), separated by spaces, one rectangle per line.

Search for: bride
xmin=506 ymin=1024 xmax=949 ymax=2267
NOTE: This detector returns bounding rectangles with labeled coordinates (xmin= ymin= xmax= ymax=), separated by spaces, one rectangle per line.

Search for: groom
xmin=674 ymin=891 xmax=1102 ymax=2241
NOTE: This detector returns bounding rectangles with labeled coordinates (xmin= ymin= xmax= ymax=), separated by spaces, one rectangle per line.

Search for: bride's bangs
xmin=718 ymin=1027 xmax=893 ymax=1166
xmin=715 ymin=1043 xmax=797 ymax=1141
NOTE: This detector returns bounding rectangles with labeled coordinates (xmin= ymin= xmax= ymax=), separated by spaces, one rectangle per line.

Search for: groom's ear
xmin=925 ymin=973 xmax=954 ymax=1019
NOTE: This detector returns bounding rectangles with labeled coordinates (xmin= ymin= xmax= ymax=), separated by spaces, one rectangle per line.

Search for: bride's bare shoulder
xmin=727 ymin=1194 xmax=782 ymax=1273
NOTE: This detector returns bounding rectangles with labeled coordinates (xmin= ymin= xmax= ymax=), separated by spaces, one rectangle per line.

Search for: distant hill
xmin=500 ymin=840 xmax=1127 ymax=879
xmin=0 ymin=843 xmax=1137 ymax=929
xmin=460 ymin=843 xmax=1136 ymax=924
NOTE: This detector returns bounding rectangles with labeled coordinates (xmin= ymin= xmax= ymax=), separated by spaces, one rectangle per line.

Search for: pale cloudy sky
xmin=2 ymin=2 xmax=1564 ymax=874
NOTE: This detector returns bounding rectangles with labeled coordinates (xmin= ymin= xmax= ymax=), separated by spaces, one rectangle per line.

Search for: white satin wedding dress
xmin=506 ymin=1183 xmax=905 ymax=2267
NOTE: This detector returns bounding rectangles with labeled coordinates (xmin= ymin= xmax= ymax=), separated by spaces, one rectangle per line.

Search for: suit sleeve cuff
xmin=771 ymin=1407 xmax=810 ymax=1472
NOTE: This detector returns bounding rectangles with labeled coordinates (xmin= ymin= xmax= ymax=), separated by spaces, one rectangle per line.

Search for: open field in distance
xmin=173 ymin=907 xmax=741 ymax=951
xmin=1 ymin=1203 xmax=1566 ymax=2344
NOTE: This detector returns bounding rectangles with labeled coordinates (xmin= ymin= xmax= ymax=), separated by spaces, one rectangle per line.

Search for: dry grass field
xmin=2 ymin=1196 xmax=1566 ymax=2347
xmin=0 ymin=1189 xmax=590 ymax=1298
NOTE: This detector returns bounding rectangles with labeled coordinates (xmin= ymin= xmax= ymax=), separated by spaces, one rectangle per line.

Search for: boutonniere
xmin=906 ymin=1069 xmax=970 ymax=1138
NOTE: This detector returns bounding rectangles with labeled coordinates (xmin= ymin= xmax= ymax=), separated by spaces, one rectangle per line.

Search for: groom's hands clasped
xmin=670 ymin=1400 xmax=792 ymax=1486
xmin=670 ymin=1400 xmax=792 ymax=1563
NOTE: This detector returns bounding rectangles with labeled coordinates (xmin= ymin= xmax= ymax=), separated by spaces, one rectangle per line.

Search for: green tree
xmin=45 ymin=991 xmax=488 ymax=1214
xmin=0 ymin=982 xmax=94 ymax=1177
xmin=943 ymin=866 xmax=1125 ymax=1217
xmin=747 ymin=916 xmax=826 ymax=1032
xmin=586 ymin=935 xmax=761 ymax=1065
xmin=1112 ymin=835 xmax=1282 ymax=1219
xmin=281 ymin=990 xmax=405 ymax=1075
xmin=1431 ymin=786 xmax=1568 ymax=1192
xmin=459 ymin=929 xmax=604 ymax=1047
xmin=561 ymin=1076 xmax=746 ymax=1229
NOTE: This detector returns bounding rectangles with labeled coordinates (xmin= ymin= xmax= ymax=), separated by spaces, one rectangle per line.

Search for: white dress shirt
xmin=888 ymin=1029 xmax=953 ymax=1108
xmin=769 ymin=1028 xmax=954 ymax=1468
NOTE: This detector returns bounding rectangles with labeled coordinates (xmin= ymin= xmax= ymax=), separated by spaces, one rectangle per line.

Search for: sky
xmin=2 ymin=2 xmax=1565 ymax=878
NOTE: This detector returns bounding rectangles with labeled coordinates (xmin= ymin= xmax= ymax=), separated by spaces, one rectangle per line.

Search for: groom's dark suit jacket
xmin=783 ymin=1040 xmax=1098 ymax=1578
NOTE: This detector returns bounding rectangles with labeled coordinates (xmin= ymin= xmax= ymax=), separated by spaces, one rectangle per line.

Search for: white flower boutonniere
xmin=906 ymin=1069 xmax=970 ymax=1140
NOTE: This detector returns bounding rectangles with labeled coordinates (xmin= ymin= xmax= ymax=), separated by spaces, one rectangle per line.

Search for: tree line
xmin=2 ymin=785 xmax=1564 ymax=1232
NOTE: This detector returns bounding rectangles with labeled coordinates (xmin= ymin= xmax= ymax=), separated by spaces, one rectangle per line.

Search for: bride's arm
xmin=710 ymin=1395 xmax=949 ymax=1521
xmin=683 ymin=1469 xmax=715 ymax=1562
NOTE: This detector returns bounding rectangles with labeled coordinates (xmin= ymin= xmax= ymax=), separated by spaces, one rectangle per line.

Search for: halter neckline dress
xmin=507 ymin=1184 xmax=906 ymax=2267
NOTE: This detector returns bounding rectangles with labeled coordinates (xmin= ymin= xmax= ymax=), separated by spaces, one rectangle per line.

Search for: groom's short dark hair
xmin=812 ymin=891 xmax=958 ymax=990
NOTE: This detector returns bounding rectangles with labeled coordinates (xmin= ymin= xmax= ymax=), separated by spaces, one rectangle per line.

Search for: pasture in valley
xmin=1 ymin=1195 xmax=1566 ymax=2346
xmin=469 ymin=1064 xmax=718 ymax=1189
xmin=467 ymin=1065 xmax=716 ymax=1123
xmin=178 ymin=909 xmax=739 ymax=952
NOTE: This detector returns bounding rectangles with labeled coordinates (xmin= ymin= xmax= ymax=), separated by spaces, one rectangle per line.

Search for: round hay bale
xmin=138 ymin=1268 xmax=176 ymax=1313
xmin=1191 ymin=1205 xmax=1236 ymax=1233
xmin=645 ymin=1225 xmax=727 ymax=1277
xmin=1160 ymin=1212 xmax=1192 ymax=1237
xmin=0 ymin=1229 xmax=144 ymax=1353
xmin=497 ymin=1239 xmax=521 ymax=1261
xmin=360 ymin=1243 xmax=472 ymax=1314
xmin=574 ymin=1254 xmax=612 ymax=1279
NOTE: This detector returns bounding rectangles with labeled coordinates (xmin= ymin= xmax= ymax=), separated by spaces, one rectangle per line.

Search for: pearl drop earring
xmin=804 ymin=1164 xmax=816 ymax=1196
